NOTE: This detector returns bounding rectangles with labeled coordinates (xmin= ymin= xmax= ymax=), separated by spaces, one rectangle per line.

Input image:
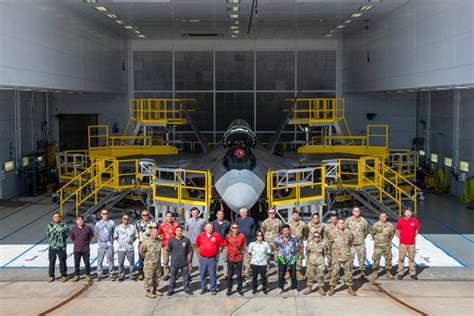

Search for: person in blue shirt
xmin=234 ymin=208 xmax=255 ymax=278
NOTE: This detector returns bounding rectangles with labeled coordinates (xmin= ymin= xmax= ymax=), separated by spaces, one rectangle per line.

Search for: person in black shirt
xmin=211 ymin=210 xmax=231 ymax=279
xmin=167 ymin=226 xmax=192 ymax=296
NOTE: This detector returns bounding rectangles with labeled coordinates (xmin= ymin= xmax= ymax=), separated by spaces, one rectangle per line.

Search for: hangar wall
xmin=342 ymin=0 xmax=474 ymax=93
xmin=0 ymin=0 xmax=128 ymax=93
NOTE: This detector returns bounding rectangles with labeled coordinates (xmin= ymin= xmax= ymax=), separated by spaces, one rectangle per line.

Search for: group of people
xmin=45 ymin=205 xmax=420 ymax=297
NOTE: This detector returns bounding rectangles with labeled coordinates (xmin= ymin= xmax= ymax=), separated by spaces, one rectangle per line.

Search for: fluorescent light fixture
xmin=233 ymin=30 xmax=240 ymax=34
xmin=444 ymin=156 xmax=452 ymax=167
xmin=23 ymin=157 xmax=31 ymax=167
xmin=137 ymin=34 xmax=146 ymax=38
xmin=234 ymin=20 xmax=240 ymax=25
xmin=229 ymin=14 xmax=239 ymax=19
xmin=344 ymin=20 xmax=352 ymax=24
xmin=419 ymin=150 xmax=425 ymax=156
xmin=106 ymin=13 xmax=118 ymax=19
xmin=359 ymin=5 xmax=374 ymax=11
xmin=189 ymin=19 xmax=200 ymax=23
xmin=83 ymin=0 xmax=97 ymax=3
xmin=325 ymin=34 xmax=333 ymax=37
xmin=94 ymin=6 xmax=108 ymax=12
xmin=460 ymin=160 xmax=469 ymax=172
xmin=329 ymin=29 xmax=335 ymax=33
xmin=231 ymin=34 xmax=238 ymax=38
xmin=134 ymin=30 xmax=141 ymax=34
xmin=124 ymin=25 xmax=133 ymax=29
xmin=4 ymin=160 xmax=15 ymax=172
xmin=116 ymin=20 xmax=125 ymax=24
xmin=228 ymin=7 xmax=240 ymax=12
xmin=227 ymin=0 xmax=240 ymax=3
xmin=351 ymin=12 xmax=364 ymax=18
xmin=230 ymin=25 xmax=239 ymax=30
xmin=430 ymin=152 xmax=438 ymax=163
xmin=336 ymin=25 xmax=345 ymax=29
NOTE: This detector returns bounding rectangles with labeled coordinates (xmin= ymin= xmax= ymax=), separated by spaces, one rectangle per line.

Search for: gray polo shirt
xmin=184 ymin=217 xmax=206 ymax=244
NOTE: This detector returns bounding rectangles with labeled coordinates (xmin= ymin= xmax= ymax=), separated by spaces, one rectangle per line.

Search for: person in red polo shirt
xmin=396 ymin=208 xmax=420 ymax=280
xmin=158 ymin=211 xmax=179 ymax=281
xmin=196 ymin=223 xmax=224 ymax=295
xmin=224 ymin=223 xmax=247 ymax=297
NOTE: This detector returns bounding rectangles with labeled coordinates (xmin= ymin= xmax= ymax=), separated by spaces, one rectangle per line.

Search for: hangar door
xmin=57 ymin=114 xmax=98 ymax=151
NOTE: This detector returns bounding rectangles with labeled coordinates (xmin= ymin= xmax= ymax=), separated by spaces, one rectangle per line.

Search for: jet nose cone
xmin=215 ymin=169 xmax=265 ymax=212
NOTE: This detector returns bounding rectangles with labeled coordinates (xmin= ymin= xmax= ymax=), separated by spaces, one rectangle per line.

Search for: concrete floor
xmin=1 ymin=278 xmax=473 ymax=316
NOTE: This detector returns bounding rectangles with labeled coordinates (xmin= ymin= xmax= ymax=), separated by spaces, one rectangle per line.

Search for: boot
xmin=48 ymin=277 xmax=54 ymax=283
xmin=145 ymin=291 xmax=157 ymax=298
xmin=72 ymin=276 xmax=80 ymax=282
xmin=386 ymin=270 xmax=394 ymax=279
xmin=347 ymin=286 xmax=356 ymax=296
xmin=138 ymin=274 xmax=144 ymax=281
xmin=297 ymin=270 xmax=306 ymax=281
xmin=153 ymin=286 xmax=163 ymax=296
xmin=372 ymin=271 xmax=379 ymax=279
xmin=328 ymin=286 xmax=335 ymax=296
xmin=360 ymin=270 xmax=367 ymax=279
xmin=61 ymin=276 xmax=67 ymax=282
xmin=285 ymin=271 xmax=290 ymax=279
xmin=85 ymin=276 xmax=91 ymax=284
xmin=303 ymin=286 xmax=312 ymax=295
xmin=318 ymin=286 xmax=325 ymax=296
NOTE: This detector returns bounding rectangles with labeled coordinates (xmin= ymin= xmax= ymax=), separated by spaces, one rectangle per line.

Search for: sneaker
xmin=237 ymin=290 xmax=244 ymax=297
xmin=109 ymin=275 xmax=116 ymax=282
xmin=277 ymin=288 xmax=283 ymax=295
xmin=200 ymin=289 xmax=207 ymax=295
xmin=211 ymin=291 xmax=217 ymax=296
xmin=167 ymin=291 xmax=174 ymax=296
xmin=118 ymin=277 xmax=125 ymax=282
xmin=185 ymin=289 xmax=193 ymax=296
xmin=293 ymin=289 xmax=300 ymax=296
xmin=410 ymin=275 xmax=418 ymax=280
xmin=96 ymin=276 xmax=102 ymax=282
xmin=252 ymin=290 xmax=257 ymax=295
xmin=72 ymin=276 xmax=80 ymax=282
xmin=48 ymin=277 xmax=54 ymax=283
xmin=226 ymin=290 xmax=232 ymax=296
xmin=262 ymin=289 xmax=268 ymax=295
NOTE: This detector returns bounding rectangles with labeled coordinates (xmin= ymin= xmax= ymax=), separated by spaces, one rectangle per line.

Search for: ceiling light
xmin=189 ymin=19 xmax=200 ymax=23
xmin=137 ymin=34 xmax=146 ymax=38
xmin=229 ymin=14 xmax=239 ymax=19
xmin=228 ymin=7 xmax=240 ymax=12
xmin=336 ymin=25 xmax=345 ymax=29
xmin=83 ymin=0 xmax=97 ymax=3
xmin=227 ymin=0 xmax=240 ymax=3
xmin=116 ymin=20 xmax=125 ymax=24
xmin=344 ymin=20 xmax=352 ymax=24
xmin=106 ymin=13 xmax=118 ymax=19
xmin=230 ymin=25 xmax=239 ymax=30
xmin=135 ymin=30 xmax=141 ymax=34
xmin=94 ymin=6 xmax=108 ymax=12
xmin=359 ymin=5 xmax=374 ymax=11
xmin=234 ymin=20 xmax=240 ymax=25
xmin=124 ymin=25 xmax=133 ymax=29
xmin=233 ymin=30 xmax=240 ymax=34
xmin=232 ymin=34 xmax=238 ymax=38
xmin=325 ymin=34 xmax=333 ymax=37
xmin=330 ymin=29 xmax=335 ymax=33
xmin=351 ymin=12 xmax=364 ymax=18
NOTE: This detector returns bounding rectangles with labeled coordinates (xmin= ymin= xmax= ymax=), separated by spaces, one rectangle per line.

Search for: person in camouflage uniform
xmin=371 ymin=211 xmax=395 ymax=279
xmin=303 ymin=231 xmax=326 ymax=296
xmin=289 ymin=210 xmax=307 ymax=280
xmin=345 ymin=207 xmax=369 ymax=278
xmin=328 ymin=218 xmax=356 ymax=296
xmin=260 ymin=207 xmax=283 ymax=265
xmin=139 ymin=228 xmax=163 ymax=298
xmin=307 ymin=213 xmax=325 ymax=241
xmin=324 ymin=213 xmax=338 ymax=276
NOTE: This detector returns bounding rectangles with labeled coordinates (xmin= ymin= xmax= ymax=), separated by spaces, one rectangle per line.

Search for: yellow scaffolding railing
xmin=328 ymin=156 xmax=419 ymax=216
xmin=128 ymin=98 xmax=193 ymax=126
xmin=267 ymin=167 xmax=325 ymax=208
xmin=287 ymin=98 xmax=345 ymax=124
xmin=151 ymin=168 xmax=212 ymax=208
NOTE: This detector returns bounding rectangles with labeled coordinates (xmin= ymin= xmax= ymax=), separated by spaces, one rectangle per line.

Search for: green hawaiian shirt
xmin=45 ymin=222 xmax=70 ymax=250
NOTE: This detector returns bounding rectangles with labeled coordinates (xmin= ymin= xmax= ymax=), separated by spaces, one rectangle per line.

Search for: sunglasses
xmin=314 ymin=235 xmax=320 ymax=238
xmin=101 ymin=213 xmax=109 ymax=215
xmin=123 ymin=218 xmax=129 ymax=220
xmin=257 ymin=234 xmax=263 ymax=237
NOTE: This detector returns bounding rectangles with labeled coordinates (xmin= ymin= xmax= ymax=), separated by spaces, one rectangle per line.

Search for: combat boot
xmin=303 ymin=286 xmax=312 ymax=295
xmin=153 ymin=286 xmax=163 ymax=296
xmin=347 ymin=286 xmax=357 ymax=296
xmin=72 ymin=276 xmax=80 ymax=282
xmin=328 ymin=286 xmax=335 ymax=296
xmin=372 ymin=271 xmax=379 ymax=279
xmin=48 ymin=277 xmax=54 ymax=283
xmin=360 ymin=270 xmax=367 ymax=279
xmin=297 ymin=270 xmax=306 ymax=281
xmin=386 ymin=270 xmax=394 ymax=279
xmin=145 ymin=291 xmax=157 ymax=298
xmin=138 ymin=274 xmax=144 ymax=281
xmin=85 ymin=276 xmax=91 ymax=284
xmin=318 ymin=286 xmax=325 ymax=296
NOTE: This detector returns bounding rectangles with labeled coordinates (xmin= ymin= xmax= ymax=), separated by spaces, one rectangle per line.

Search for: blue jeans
xmin=199 ymin=256 xmax=217 ymax=292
